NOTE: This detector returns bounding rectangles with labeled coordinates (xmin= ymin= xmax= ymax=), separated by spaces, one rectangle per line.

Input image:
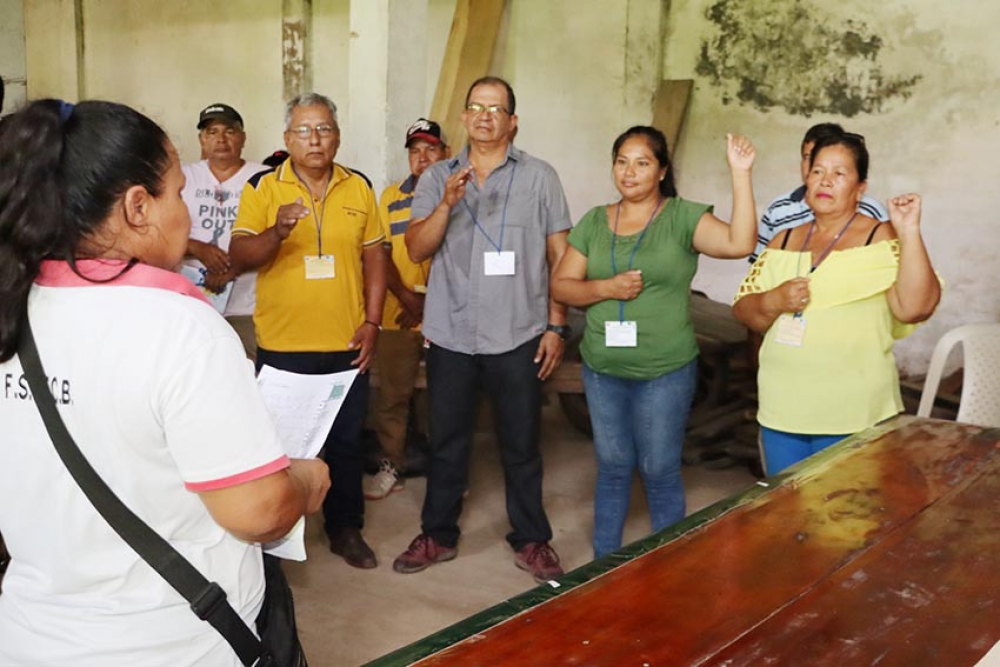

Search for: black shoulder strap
xmin=864 ymin=222 xmax=883 ymax=246
xmin=780 ymin=228 xmax=793 ymax=249
xmin=17 ymin=318 xmax=264 ymax=667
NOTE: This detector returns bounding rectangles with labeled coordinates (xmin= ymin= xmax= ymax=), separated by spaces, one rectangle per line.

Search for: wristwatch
xmin=545 ymin=323 xmax=572 ymax=340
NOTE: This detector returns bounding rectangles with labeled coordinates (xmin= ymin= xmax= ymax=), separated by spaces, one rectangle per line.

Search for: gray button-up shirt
xmin=411 ymin=145 xmax=572 ymax=355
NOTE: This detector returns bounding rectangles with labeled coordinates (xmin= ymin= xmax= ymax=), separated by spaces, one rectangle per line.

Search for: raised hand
xmin=726 ymin=133 xmax=756 ymax=172
xmin=887 ymin=193 xmax=922 ymax=236
xmin=443 ymin=166 xmax=473 ymax=208
xmin=274 ymin=197 xmax=310 ymax=240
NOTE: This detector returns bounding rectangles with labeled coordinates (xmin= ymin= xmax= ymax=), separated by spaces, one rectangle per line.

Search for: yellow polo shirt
xmin=378 ymin=175 xmax=430 ymax=331
xmin=233 ymin=160 xmax=383 ymax=352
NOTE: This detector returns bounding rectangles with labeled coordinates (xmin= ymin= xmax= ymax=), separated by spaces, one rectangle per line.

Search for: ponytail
xmin=0 ymin=99 xmax=169 ymax=361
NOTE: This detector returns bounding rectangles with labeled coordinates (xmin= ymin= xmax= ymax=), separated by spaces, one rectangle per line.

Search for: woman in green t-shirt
xmin=552 ymin=126 xmax=758 ymax=558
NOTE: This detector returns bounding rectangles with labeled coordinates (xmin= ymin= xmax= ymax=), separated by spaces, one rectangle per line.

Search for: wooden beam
xmin=651 ymin=78 xmax=693 ymax=157
xmin=429 ymin=0 xmax=505 ymax=149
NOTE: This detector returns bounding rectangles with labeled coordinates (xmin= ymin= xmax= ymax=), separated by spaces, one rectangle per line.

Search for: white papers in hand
xmin=256 ymin=365 xmax=358 ymax=560
xmin=256 ymin=365 xmax=359 ymax=459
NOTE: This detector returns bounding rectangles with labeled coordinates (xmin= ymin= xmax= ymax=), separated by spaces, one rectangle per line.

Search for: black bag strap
xmin=18 ymin=318 xmax=265 ymax=667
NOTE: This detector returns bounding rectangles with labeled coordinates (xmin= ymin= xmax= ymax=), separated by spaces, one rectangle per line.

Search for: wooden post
xmin=429 ymin=0 xmax=506 ymax=149
xmin=652 ymin=79 xmax=693 ymax=158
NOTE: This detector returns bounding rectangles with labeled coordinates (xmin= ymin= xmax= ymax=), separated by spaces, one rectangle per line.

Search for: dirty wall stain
xmin=695 ymin=0 xmax=921 ymax=117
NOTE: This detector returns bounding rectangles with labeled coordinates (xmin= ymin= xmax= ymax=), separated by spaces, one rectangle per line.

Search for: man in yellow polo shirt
xmin=230 ymin=93 xmax=386 ymax=569
xmin=365 ymin=119 xmax=449 ymax=500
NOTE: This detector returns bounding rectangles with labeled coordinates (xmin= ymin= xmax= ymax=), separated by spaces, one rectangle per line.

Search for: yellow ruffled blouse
xmin=735 ymin=240 xmax=917 ymax=434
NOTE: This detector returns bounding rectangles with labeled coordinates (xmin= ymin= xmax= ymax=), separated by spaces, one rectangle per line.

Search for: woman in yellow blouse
xmin=733 ymin=131 xmax=940 ymax=474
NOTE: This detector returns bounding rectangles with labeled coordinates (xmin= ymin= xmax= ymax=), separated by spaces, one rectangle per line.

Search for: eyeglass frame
xmin=286 ymin=124 xmax=339 ymax=139
xmin=465 ymin=103 xmax=510 ymax=116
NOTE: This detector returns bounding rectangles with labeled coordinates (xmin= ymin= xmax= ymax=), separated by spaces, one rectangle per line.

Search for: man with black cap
xmin=364 ymin=119 xmax=449 ymax=501
xmin=181 ymin=103 xmax=264 ymax=359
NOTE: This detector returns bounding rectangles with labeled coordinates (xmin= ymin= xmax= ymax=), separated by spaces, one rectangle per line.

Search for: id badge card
xmin=774 ymin=313 xmax=806 ymax=346
xmin=304 ymin=254 xmax=336 ymax=280
xmin=484 ymin=251 xmax=516 ymax=276
xmin=605 ymin=320 xmax=638 ymax=347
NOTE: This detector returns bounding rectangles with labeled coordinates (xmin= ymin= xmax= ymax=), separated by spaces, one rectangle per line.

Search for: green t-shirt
xmin=568 ymin=197 xmax=711 ymax=380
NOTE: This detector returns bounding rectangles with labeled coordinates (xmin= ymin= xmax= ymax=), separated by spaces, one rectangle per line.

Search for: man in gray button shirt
xmin=393 ymin=76 xmax=572 ymax=584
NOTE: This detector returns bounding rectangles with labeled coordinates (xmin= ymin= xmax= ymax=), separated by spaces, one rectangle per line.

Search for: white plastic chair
xmin=917 ymin=323 xmax=1000 ymax=427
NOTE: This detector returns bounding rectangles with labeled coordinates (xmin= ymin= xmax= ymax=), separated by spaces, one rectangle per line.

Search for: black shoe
xmin=328 ymin=526 xmax=377 ymax=569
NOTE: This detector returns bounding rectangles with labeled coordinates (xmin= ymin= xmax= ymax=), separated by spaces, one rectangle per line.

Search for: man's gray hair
xmin=285 ymin=93 xmax=339 ymax=128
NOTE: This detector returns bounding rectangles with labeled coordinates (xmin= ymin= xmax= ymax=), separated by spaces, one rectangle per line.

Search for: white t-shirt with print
xmin=182 ymin=159 xmax=265 ymax=317
xmin=0 ymin=283 xmax=287 ymax=667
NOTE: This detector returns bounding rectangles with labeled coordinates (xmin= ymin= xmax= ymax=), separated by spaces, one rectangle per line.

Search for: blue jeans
xmin=582 ymin=359 xmax=697 ymax=559
xmin=759 ymin=427 xmax=850 ymax=475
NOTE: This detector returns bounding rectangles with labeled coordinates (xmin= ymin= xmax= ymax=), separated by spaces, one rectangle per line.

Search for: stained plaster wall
xmin=662 ymin=0 xmax=1000 ymax=373
xmin=18 ymin=0 xmax=992 ymax=373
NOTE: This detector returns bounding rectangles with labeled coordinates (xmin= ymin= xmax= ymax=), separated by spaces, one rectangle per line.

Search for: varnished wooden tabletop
xmin=369 ymin=417 xmax=1000 ymax=666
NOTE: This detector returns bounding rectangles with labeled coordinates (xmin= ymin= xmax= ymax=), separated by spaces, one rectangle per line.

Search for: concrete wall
xmin=0 ymin=0 xmax=27 ymax=114
xmin=18 ymin=0 xmax=997 ymax=373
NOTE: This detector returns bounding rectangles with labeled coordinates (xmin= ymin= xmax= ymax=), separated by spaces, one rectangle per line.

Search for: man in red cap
xmin=365 ymin=119 xmax=450 ymax=500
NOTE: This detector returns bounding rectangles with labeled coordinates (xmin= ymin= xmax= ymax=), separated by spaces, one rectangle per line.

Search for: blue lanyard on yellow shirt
xmin=610 ymin=198 xmax=662 ymax=321
xmin=462 ymin=160 xmax=517 ymax=253
xmin=795 ymin=212 xmax=858 ymax=277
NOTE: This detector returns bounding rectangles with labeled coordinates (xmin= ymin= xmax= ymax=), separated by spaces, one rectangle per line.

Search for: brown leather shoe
xmin=328 ymin=526 xmax=377 ymax=569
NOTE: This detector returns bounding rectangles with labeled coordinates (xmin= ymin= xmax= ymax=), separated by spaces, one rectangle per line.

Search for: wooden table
xmin=367 ymin=417 xmax=1000 ymax=666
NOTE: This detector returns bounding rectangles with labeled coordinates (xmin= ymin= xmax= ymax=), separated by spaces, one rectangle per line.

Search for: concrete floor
xmin=284 ymin=401 xmax=757 ymax=667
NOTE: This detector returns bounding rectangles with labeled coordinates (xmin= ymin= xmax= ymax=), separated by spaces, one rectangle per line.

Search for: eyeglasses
xmin=287 ymin=124 xmax=338 ymax=139
xmin=465 ymin=103 xmax=509 ymax=116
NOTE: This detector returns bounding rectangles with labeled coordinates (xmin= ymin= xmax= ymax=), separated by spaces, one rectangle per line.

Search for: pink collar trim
xmin=36 ymin=259 xmax=212 ymax=306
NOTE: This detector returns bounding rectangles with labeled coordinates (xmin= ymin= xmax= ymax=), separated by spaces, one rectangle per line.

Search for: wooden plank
xmin=429 ymin=0 xmax=506 ymax=149
xmin=651 ymin=79 xmax=693 ymax=157
xmin=397 ymin=418 xmax=1000 ymax=666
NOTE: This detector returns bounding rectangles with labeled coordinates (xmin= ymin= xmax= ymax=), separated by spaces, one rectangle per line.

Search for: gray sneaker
xmin=364 ymin=460 xmax=404 ymax=500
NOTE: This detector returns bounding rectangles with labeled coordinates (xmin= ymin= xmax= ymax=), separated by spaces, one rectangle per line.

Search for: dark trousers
xmin=421 ymin=336 xmax=553 ymax=550
xmin=257 ymin=348 xmax=369 ymax=531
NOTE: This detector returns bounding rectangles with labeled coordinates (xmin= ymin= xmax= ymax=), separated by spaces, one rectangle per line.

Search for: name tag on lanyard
xmin=605 ymin=320 xmax=638 ymax=347
xmin=484 ymin=251 xmax=516 ymax=276
xmin=773 ymin=313 xmax=806 ymax=346
xmin=304 ymin=254 xmax=336 ymax=280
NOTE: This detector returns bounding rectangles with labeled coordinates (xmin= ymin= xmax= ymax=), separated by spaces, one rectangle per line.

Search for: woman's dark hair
xmin=0 ymin=99 xmax=170 ymax=361
xmin=611 ymin=126 xmax=678 ymax=198
xmin=809 ymin=131 xmax=869 ymax=182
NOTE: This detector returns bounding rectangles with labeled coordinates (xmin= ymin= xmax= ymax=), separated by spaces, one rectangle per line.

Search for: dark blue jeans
xmin=421 ymin=336 xmax=553 ymax=550
xmin=257 ymin=348 xmax=369 ymax=531
xmin=582 ymin=359 xmax=697 ymax=558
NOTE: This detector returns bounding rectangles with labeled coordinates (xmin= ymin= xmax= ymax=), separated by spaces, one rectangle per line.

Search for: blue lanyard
xmin=794 ymin=212 xmax=858 ymax=277
xmin=610 ymin=198 xmax=662 ymax=321
xmin=462 ymin=160 xmax=517 ymax=253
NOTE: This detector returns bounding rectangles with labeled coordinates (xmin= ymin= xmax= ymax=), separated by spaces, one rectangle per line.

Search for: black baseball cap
xmin=197 ymin=103 xmax=244 ymax=130
xmin=405 ymin=118 xmax=444 ymax=147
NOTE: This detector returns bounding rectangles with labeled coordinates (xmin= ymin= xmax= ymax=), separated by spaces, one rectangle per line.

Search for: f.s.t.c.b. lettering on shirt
xmin=3 ymin=371 xmax=73 ymax=404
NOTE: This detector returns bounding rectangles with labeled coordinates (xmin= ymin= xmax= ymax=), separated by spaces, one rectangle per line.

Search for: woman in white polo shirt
xmin=0 ymin=99 xmax=329 ymax=666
